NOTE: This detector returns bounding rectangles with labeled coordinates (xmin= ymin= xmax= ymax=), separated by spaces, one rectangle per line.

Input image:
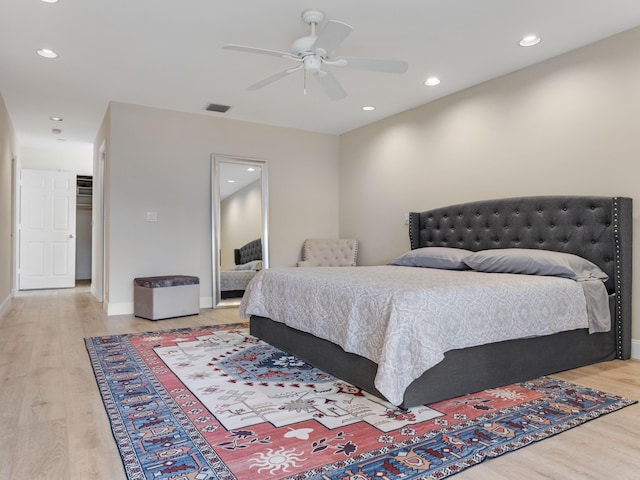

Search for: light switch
xmin=404 ymin=213 xmax=410 ymax=225
xmin=146 ymin=211 xmax=158 ymax=222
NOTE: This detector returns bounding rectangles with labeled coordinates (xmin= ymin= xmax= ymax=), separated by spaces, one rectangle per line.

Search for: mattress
xmin=240 ymin=265 xmax=596 ymax=406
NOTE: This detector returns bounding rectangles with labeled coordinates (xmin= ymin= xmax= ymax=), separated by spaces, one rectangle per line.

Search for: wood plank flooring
xmin=0 ymin=283 xmax=638 ymax=479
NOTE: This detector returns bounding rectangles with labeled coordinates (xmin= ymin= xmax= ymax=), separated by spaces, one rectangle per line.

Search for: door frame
xmin=11 ymin=155 xmax=19 ymax=295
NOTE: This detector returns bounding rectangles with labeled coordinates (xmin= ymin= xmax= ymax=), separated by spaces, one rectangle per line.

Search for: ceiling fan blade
xmin=333 ymin=56 xmax=408 ymax=74
xmin=246 ymin=66 xmax=301 ymax=91
xmin=313 ymin=20 xmax=353 ymax=56
xmin=315 ymin=71 xmax=347 ymax=100
xmin=223 ymin=44 xmax=297 ymax=60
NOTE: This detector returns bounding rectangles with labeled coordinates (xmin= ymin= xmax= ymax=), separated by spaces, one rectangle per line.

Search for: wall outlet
xmin=146 ymin=211 xmax=158 ymax=222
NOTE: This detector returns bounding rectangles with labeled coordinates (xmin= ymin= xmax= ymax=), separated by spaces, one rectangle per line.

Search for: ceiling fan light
xmin=519 ymin=35 xmax=541 ymax=47
xmin=424 ymin=77 xmax=440 ymax=86
xmin=36 ymin=48 xmax=58 ymax=59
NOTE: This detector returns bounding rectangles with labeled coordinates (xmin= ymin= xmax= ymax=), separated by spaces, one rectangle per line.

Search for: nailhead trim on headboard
xmin=613 ymin=197 xmax=623 ymax=358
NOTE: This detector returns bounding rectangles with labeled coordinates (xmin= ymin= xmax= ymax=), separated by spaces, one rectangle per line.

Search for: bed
xmin=220 ymin=238 xmax=262 ymax=299
xmin=242 ymin=196 xmax=632 ymax=408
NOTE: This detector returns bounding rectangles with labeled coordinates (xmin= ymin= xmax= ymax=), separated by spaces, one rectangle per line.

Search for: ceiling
xmin=2 ymin=1 xmax=640 ymax=151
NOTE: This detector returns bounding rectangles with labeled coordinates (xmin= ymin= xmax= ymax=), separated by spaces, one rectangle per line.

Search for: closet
xmin=76 ymin=175 xmax=92 ymax=280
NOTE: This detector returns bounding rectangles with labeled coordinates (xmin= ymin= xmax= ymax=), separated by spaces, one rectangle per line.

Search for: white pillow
xmin=463 ymin=248 xmax=608 ymax=281
xmin=231 ymin=260 xmax=262 ymax=271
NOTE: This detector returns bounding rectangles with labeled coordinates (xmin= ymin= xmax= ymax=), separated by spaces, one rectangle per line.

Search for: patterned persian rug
xmin=85 ymin=324 xmax=635 ymax=480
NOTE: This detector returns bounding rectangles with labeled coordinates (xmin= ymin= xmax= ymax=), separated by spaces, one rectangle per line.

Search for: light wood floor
xmin=1 ymin=283 xmax=638 ymax=479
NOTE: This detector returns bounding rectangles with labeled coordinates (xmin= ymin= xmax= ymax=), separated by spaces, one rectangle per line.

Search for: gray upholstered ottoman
xmin=133 ymin=275 xmax=199 ymax=320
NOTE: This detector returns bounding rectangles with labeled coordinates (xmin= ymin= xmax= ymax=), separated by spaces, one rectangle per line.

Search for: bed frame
xmin=250 ymin=196 xmax=632 ymax=408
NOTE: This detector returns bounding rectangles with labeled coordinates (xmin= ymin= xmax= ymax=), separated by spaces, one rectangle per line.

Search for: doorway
xmin=18 ymin=169 xmax=93 ymax=290
xmin=75 ymin=175 xmax=93 ymax=282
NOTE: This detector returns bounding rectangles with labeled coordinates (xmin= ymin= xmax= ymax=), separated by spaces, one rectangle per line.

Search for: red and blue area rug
xmin=85 ymin=324 xmax=635 ymax=480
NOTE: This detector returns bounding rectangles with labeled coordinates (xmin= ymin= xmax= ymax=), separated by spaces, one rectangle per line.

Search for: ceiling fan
xmin=222 ymin=8 xmax=408 ymax=100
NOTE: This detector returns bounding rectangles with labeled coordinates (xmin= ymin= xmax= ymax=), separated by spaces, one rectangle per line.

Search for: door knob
xmin=69 ymin=234 xmax=76 ymax=238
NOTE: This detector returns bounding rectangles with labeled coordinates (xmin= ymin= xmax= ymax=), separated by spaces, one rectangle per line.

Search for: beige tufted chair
xmin=297 ymin=238 xmax=358 ymax=267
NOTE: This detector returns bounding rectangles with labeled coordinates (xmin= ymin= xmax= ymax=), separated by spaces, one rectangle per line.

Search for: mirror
xmin=211 ymin=155 xmax=268 ymax=308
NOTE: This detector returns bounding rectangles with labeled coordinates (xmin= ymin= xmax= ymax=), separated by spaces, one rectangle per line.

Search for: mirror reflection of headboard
xmin=234 ymin=238 xmax=262 ymax=265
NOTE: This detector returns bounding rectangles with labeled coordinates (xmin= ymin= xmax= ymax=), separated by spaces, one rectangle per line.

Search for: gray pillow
xmin=389 ymin=247 xmax=473 ymax=270
xmin=463 ymin=248 xmax=608 ymax=281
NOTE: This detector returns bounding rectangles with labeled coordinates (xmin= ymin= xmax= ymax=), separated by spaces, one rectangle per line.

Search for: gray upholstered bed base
xmin=250 ymin=196 xmax=632 ymax=408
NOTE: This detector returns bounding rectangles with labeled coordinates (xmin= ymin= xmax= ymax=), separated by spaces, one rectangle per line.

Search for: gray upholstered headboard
xmin=409 ymin=196 xmax=632 ymax=359
xmin=234 ymin=238 xmax=262 ymax=265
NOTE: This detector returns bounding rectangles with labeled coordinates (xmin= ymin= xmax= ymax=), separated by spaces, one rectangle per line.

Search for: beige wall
xmin=0 ymin=93 xmax=16 ymax=313
xmin=20 ymin=145 xmax=93 ymax=173
xmin=340 ymin=27 xmax=640 ymax=341
xmin=103 ymin=102 xmax=339 ymax=314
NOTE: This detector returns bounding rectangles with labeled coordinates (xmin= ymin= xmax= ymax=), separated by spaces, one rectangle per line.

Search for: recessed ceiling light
xmin=227 ymin=180 xmax=236 ymax=183
xmin=362 ymin=106 xmax=376 ymax=111
xmin=519 ymin=35 xmax=541 ymax=47
xmin=49 ymin=116 xmax=63 ymax=121
xmin=41 ymin=0 xmax=59 ymax=3
xmin=424 ymin=77 xmax=441 ymax=86
xmin=36 ymin=48 xmax=58 ymax=59
xmin=246 ymin=167 xmax=256 ymax=172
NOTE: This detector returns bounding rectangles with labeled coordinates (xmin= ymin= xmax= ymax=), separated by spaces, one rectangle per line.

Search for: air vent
xmin=204 ymin=103 xmax=231 ymax=113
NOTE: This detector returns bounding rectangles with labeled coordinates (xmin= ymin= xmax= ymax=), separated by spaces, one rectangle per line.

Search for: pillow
xmin=463 ymin=248 xmax=608 ymax=281
xmin=389 ymin=247 xmax=473 ymax=270
xmin=232 ymin=260 xmax=262 ymax=271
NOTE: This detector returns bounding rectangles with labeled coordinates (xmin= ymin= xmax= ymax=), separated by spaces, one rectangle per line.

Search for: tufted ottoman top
xmin=134 ymin=275 xmax=199 ymax=288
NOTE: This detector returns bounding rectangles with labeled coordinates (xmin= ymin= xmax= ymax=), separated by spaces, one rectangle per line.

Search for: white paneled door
xmin=19 ymin=169 xmax=77 ymax=290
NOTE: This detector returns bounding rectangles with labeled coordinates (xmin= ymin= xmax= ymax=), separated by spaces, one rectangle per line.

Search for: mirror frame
xmin=211 ymin=154 xmax=269 ymax=308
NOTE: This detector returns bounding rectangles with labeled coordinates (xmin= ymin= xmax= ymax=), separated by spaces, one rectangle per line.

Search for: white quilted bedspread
xmin=239 ymin=266 xmax=589 ymax=406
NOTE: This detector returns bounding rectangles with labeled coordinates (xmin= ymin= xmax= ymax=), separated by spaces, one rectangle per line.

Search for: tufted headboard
xmin=409 ymin=196 xmax=632 ymax=358
xmin=234 ymin=238 xmax=262 ymax=265
xmin=298 ymin=238 xmax=358 ymax=267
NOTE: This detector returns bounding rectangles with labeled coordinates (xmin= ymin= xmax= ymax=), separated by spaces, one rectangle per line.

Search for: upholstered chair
xmin=296 ymin=238 xmax=358 ymax=267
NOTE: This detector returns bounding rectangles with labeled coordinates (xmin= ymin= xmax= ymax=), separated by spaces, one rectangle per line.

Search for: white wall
xmin=339 ymin=26 xmax=640 ymax=341
xmin=102 ymin=102 xmax=339 ymax=314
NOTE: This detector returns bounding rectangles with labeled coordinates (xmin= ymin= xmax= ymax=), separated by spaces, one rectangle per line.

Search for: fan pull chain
xmin=303 ymin=68 xmax=307 ymax=95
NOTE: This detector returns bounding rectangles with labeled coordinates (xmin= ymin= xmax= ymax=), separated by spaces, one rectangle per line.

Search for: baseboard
xmin=200 ymin=296 xmax=213 ymax=309
xmin=106 ymin=301 xmax=134 ymax=316
xmin=106 ymin=297 xmax=213 ymax=316
xmin=0 ymin=293 xmax=12 ymax=318
xmin=631 ymin=339 xmax=640 ymax=360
